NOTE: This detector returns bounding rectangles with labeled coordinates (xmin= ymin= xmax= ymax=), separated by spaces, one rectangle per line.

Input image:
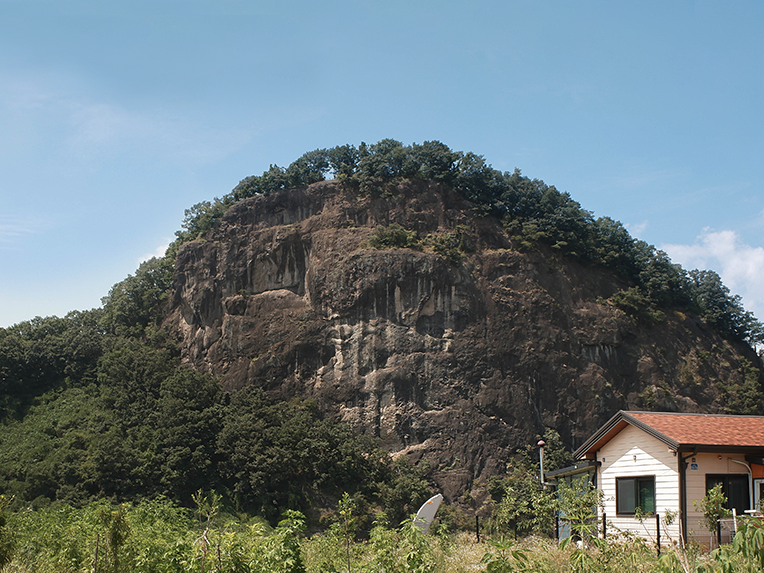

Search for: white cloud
xmin=662 ymin=229 xmax=764 ymax=321
xmin=1 ymin=69 xmax=252 ymax=169
xmin=66 ymin=100 xmax=251 ymax=165
xmin=625 ymin=220 xmax=648 ymax=238
xmin=0 ymin=215 xmax=49 ymax=247
xmin=138 ymin=239 xmax=172 ymax=264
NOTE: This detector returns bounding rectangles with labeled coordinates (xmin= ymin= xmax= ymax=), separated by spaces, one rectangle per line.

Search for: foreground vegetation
xmin=0 ymin=461 xmax=760 ymax=572
xmin=0 ymin=491 xmax=763 ymax=573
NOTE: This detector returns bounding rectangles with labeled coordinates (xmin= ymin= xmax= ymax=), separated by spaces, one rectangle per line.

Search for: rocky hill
xmin=166 ymin=177 xmax=762 ymax=501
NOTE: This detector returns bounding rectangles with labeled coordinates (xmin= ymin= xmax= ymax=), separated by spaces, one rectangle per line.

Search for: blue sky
xmin=1 ymin=1 xmax=763 ymax=328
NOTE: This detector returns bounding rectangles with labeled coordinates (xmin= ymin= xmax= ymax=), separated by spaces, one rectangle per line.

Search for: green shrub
xmin=366 ymin=224 xmax=419 ymax=250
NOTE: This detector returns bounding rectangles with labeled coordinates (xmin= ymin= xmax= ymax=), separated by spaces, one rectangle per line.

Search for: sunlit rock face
xmin=167 ymin=179 xmax=758 ymax=502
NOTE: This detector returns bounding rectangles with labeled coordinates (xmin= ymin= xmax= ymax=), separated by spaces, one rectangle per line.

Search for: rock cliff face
xmin=166 ymin=180 xmax=760 ymax=501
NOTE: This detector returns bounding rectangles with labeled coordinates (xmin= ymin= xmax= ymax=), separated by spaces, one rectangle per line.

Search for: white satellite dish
xmin=414 ymin=493 xmax=443 ymax=534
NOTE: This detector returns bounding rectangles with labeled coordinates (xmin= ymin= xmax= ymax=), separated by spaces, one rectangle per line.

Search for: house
xmin=569 ymin=410 xmax=764 ymax=545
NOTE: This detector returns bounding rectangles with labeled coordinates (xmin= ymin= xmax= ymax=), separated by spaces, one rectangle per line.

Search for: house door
xmin=706 ymin=474 xmax=750 ymax=514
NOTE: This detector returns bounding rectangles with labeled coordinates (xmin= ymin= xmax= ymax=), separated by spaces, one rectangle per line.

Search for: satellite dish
xmin=414 ymin=493 xmax=443 ymax=534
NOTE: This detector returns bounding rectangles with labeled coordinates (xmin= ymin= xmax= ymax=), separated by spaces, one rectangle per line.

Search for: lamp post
xmin=538 ymin=440 xmax=546 ymax=486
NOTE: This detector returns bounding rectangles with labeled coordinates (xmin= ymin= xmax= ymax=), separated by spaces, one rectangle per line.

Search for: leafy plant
xmin=422 ymin=226 xmax=473 ymax=264
xmin=255 ymin=510 xmax=307 ymax=573
xmin=0 ymin=495 xmax=14 ymax=569
xmin=337 ymin=492 xmax=356 ymax=573
xmin=368 ymin=514 xmax=437 ymax=573
xmin=556 ymin=475 xmax=603 ymax=544
xmin=481 ymin=536 xmax=531 ymax=572
xmin=711 ymin=516 xmax=764 ymax=573
xmin=694 ymin=484 xmax=732 ymax=547
xmin=191 ymin=490 xmax=219 ymax=573
xmin=491 ymin=466 xmax=554 ymax=538
xmin=95 ymin=503 xmax=131 ymax=573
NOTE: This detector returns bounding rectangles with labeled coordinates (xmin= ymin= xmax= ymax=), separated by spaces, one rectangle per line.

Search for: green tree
xmin=355 ymin=139 xmax=418 ymax=194
xmin=0 ymin=310 xmax=104 ymax=419
xmin=173 ymin=200 xmax=230 ymax=244
xmin=410 ymin=140 xmax=459 ymax=184
xmin=690 ymin=269 xmax=764 ymax=345
xmin=152 ymin=369 xmax=224 ymax=502
xmin=610 ymin=286 xmax=665 ymax=324
xmin=216 ymin=387 xmax=382 ymax=523
xmin=375 ymin=457 xmax=432 ymax=528
xmin=722 ymin=359 xmax=764 ymax=415
xmin=592 ymin=216 xmax=640 ymax=278
xmin=636 ymin=244 xmax=693 ymax=309
xmin=285 ymin=148 xmax=330 ymax=188
xmin=101 ymin=256 xmax=174 ymax=336
xmin=539 ymin=428 xmax=574 ymax=473
xmin=492 ymin=464 xmax=555 ymax=538
xmin=327 ymin=144 xmax=360 ymax=178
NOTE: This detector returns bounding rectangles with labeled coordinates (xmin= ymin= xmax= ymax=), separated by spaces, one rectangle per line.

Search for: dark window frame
xmin=616 ymin=475 xmax=656 ymax=515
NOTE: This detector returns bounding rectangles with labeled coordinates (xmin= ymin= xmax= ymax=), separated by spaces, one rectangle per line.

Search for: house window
xmin=755 ymin=479 xmax=764 ymax=512
xmin=706 ymin=474 xmax=750 ymax=515
xmin=616 ymin=476 xmax=655 ymax=515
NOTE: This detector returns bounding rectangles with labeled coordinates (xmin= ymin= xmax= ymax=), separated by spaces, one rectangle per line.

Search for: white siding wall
xmin=684 ymin=452 xmax=749 ymax=545
xmin=597 ymin=425 xmax=681 ymax=543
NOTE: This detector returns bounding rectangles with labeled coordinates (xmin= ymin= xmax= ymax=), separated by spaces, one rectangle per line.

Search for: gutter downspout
xmin=679 ymin=449 xmax=697 ymax=544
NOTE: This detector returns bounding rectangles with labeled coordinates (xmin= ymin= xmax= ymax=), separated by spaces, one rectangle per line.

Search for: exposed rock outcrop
xmin=166 ymin=180 xmax=760 ymax=501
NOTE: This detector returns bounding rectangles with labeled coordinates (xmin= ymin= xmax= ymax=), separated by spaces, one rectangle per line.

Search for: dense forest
xmin=0 ymin=310 xmax=434 ymax=525
xmin=1 ymin=140 xmax=763 ymax=552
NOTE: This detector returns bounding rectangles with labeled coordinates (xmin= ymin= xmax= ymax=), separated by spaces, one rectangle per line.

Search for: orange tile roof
xmin=627 ymin=411 xmax=764 ymax=448
xmin=575 ymin=410 xmax=764 ymax=458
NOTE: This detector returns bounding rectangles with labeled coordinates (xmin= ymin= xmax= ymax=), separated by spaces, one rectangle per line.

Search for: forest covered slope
xmin=1 ymin=140 xmax=762 ymax=517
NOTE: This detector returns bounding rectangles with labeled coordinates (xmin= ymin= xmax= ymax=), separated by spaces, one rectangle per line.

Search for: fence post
xmin=602 ymin=513 xmax=606 ymax=539
xmin=716 ymin=518 xmax=722 ymax=548
xmin=656 ymin=513 xmax=661 ymax=556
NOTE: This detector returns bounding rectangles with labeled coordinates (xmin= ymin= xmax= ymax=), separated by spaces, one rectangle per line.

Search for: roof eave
xmin=677 ymin=444 xmax=764 ymax=455
xmin=574 ymin=410 xmax=627 ymax=459
xmin=545 ymin=460 xmax=600 ymax=480
xmin=574 ymin=410 xmax=680 ymax=459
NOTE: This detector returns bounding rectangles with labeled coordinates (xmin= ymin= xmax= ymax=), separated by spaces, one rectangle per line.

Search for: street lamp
xmin=538 ymin=440 xmax=546 ymax=486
